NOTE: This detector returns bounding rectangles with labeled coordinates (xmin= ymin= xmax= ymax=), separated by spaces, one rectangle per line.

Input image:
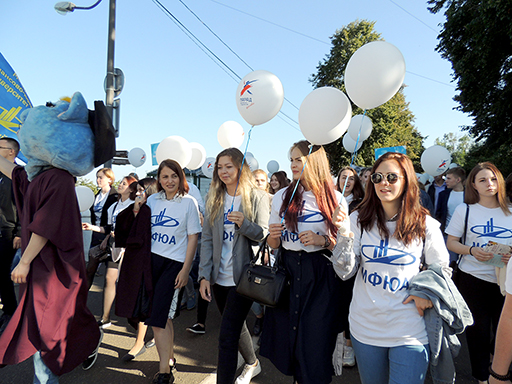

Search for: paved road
xmin=1 ymin=264 xmax=476 ymax=383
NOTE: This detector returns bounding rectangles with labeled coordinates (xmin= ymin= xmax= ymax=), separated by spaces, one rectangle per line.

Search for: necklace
xmin=388 ymin=212 xmax=399 ymax=221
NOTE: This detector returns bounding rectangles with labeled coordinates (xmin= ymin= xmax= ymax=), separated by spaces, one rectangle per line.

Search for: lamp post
xmin=55 ymin=0 xmax=118 ymax=168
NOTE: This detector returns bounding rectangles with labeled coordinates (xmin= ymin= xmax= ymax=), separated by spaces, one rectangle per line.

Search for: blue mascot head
xmin=18 ymin=92 xmax=115 ymax=181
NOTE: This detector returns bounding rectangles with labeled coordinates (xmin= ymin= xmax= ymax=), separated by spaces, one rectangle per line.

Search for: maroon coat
xmin=0 ymin=167 xmax=100 ymax=375
xmin=114 ymin=203 xmax=152 ymax=329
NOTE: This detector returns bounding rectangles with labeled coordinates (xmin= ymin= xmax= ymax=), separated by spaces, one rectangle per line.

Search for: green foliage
xmin=428 ymin=0 xmax=512 ymax=149
xmin=310 ymin=20 xmax=424 ymax=173
xmin=463 ymin=141 xmax=512 ymax=177
xmin=76 ymin=177 xmax=98 ymax=194
xmin=434 ymin=132 xmax=474 ymax=168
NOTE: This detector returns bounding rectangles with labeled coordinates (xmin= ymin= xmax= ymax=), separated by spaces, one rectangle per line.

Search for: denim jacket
xmin=408 ymin=264 xmax=474 ymax=384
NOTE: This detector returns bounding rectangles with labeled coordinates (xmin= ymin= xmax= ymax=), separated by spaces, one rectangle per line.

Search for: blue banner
xmin=151 ymin=143 xmax=159 ymax=166
xmin=0 ymin=53 xmax=31 ymax=162
xmin=375 ymin=145 xmax=407 ymax=160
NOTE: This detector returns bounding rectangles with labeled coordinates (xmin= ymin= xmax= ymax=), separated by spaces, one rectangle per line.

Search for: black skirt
xmin=260 ymin=249 xmax=344 ymax=384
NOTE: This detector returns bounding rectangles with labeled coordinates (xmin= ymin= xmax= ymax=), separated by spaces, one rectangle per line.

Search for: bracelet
xmin=133 ymin=209 xmax=139 ymax=213
xmin=469 ymin=246 xmax=474 ymax=256
xmin=323 ymin=235 xmax=331 ymax=248
xmin=489 ymin=365 xmax=511 ymax=381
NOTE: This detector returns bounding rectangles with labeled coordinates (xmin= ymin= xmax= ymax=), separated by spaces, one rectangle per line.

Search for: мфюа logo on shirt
xmin=297 ymin=208 xmax=326 ymax=224
xmin=471 ymin=218 xmax=512 ymax=239
xmin=361 ymin=238 xmax=416 ymax=266
xmin=151 ymin=208 xmax=179 ymax=228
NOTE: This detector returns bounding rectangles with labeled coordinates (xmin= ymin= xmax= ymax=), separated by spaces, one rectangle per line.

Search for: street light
xmin=55 ymin=0 xmax=118 ymax=167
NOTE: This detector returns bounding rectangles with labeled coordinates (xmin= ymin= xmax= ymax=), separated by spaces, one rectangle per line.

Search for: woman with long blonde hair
xmin=260 ymin=140 xmax=346 ymax=384
xmin=198 ymin=148 xmax=269 ymax=384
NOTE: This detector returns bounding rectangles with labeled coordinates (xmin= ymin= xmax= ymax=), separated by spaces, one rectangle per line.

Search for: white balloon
xmin=449 ymin=163 xmax=459 ymax=169
xmin=246 ymin=156 xmax=259 ymax=172
xmin=156 ymin=136 xmax=192 ymax=169
xmin=299 ymin=87 xmax=352 ymax=145
xmin=75 ymin=185 xmax=95 ymax=213
xmin=236 ymin=70 xmax=284 ymax=126
xmin=201 ymin=157 xmax=216 ymax=178
xmin=342 ymin=133 xmax=363 ymax=153
xmin=246 ymin=152 xmax=255 ymax=159
xmin=421 ymin=145 xmax=452 ymax=176
xmin=348 ymin=115 xmax=373 ymax=142
xmin=218 ymin=121 xmax=245 ymax=149
xmin=345 ymin=41 xmax=406 ymax=110
xmin=186 ymin=142 xmax=207 ymax=170
xmin=267 ymin=160 xmax=279 ymax=174
xmin=128 ymin=147 xmax=146 ymax=168
xmin=418 ymin=173 xmax=430 ymax=185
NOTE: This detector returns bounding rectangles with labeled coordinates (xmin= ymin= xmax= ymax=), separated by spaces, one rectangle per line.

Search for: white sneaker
xmin=235 ymin=359 xmax=262 ymax=384
xmin=342 ymin=345 xmax=356 ymax=367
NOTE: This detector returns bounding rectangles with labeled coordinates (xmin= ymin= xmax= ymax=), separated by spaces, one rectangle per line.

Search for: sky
xmin=1 ymin=0 xmax=472 ymax=182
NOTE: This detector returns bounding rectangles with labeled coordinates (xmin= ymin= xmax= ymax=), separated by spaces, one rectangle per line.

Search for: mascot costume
xmin=0 ymin=92 xmax=116 ymax=379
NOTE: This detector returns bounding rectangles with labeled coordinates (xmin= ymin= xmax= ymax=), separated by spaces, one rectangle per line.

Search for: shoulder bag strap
xmin=456 ymin=203 xmax=470 ymax=266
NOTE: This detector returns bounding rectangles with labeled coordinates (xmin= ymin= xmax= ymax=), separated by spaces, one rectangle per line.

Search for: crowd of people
xmin=1 ymin=135 xmax=512 ymax=384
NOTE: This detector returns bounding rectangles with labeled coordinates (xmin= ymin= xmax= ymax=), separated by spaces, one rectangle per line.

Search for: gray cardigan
xmin=198 ymin=189 xmax=269 ymax=285
xmin=408 ymin=263 xmax=474 ymax=384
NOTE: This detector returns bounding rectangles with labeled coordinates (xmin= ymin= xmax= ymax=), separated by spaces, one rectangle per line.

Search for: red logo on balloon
xmin=438 ymin=160 xmax=448 ymax=168
xmin=240 ymin=80 xmax=257 ymax=96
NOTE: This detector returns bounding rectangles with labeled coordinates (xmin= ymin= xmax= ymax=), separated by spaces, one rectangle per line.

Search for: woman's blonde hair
xmin=206 ymin=148 xmax=257 ymax=226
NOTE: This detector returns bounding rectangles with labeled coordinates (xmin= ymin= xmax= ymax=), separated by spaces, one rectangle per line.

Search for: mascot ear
xmin=57 ymin=92 xmax=88 ymax=123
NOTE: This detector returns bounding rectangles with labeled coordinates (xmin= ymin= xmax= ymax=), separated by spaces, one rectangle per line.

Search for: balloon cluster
xmin=156 ymin=136 xmax=207 ymax=171
xmin=298 ymin=41 xmax=406 ymax=156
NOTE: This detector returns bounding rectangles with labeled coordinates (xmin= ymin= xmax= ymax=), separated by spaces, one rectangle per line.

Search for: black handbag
xmin=236 ymin=236 xmax=287 ymax=308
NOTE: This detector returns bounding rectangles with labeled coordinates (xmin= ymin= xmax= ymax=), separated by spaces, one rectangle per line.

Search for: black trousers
xmin=0 ymin=231 xmax=17 ymax=316
xmin=458 ymin=270 xmax=504 ymax=381
xmin=212 ymin=284 xmax=255 ymax=384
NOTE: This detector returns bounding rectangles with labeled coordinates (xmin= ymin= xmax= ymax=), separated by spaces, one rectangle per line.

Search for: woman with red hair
xmin=261 ymin=140 xmax=346 ymax=384
xmin=332 ymin=152 xmax=449 ymax=384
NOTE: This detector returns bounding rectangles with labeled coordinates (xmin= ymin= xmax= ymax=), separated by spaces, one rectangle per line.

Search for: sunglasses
xmin=370 ymin=172 xmax=403 ymax=185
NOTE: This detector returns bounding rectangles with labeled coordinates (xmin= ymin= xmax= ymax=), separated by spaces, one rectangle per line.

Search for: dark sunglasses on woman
xmin=370 ymin=172 xmax=403 ymax=185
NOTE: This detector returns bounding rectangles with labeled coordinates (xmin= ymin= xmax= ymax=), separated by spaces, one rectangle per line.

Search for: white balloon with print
xmin=186 ymin=142 xmax=207 ymax=170
xmin=342 ymin=133 xmax=363 ymax=153
xmin=218 ymin=121 xmax=245 ymax=149
xmin=201 ymin=157 xmax=216 ymax=179
xmin=421 ymin=145 xmax=452 ymax=176
xmin=128 ymin=147 xmax=146 ymax=168
xmin=344 ymin=41 xmax=406 ymax=110
xmin=267 ymin=160 xmax=279 ymax=174
xmin=236 ymin=70 xmax=284 ymax=126
xmin=75 ymin=186 xmax=95 ymax=213
xmin=299 ymin=87 xmax=352 ymax=145
xmin=348 ymin=115 xmax=373 ymax=142
xmin=156 ymin=136 xmax=192 ymax=169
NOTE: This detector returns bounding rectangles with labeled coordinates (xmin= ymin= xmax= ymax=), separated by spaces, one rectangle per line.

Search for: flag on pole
xmin=0 ymin=52 xmax=32 ymax=162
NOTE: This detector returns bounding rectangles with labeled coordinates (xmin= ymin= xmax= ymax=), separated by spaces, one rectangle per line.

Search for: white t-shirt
xmin=446 ymin=203 xmax=512 ymax=283
xmin=269 ymin=186 xmax=346 ymax=252
xmin=147 ymin=192 xmax=202 ymax=262
xmin=187 ymin=182 xmax=205 ymax=216
xmin=107 ymin=198 xmax=134 ymax=231
xmin=349 ymin=211 xmax=449 ymax=347
xmin=93 ymin=191 xmax=109 ymax=223
xmin=446 ymin=191 xmax=464 ymax=228
xmin=216 ymin=193 xmax=242 ymax=287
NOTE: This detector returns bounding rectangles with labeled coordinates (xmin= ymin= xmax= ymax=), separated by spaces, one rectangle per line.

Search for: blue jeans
xmin=33 ymin=351 xmax=59 ymax=384
xmin=351 ymin=337 xmax=429 ymax=384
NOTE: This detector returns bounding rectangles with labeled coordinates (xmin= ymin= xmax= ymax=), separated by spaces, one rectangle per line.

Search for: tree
xmin=76 ymin=177 xmax=98 ymax=194
xmin=428 ymin=1 xmax=512 ymax=153
xmin=310 ymin=20 xmax=425 ymax=173
xmin=434 ymin=132 xmax=474 ymax=168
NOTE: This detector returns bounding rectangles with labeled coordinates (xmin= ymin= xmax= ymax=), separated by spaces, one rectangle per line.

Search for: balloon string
xmin=230 ymin=125 xmax=254 ymax=212
xmin=280 ymin=144 xmax=314 ymax=225
xmin=343 ymin=109 xmax=367 ymax=197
